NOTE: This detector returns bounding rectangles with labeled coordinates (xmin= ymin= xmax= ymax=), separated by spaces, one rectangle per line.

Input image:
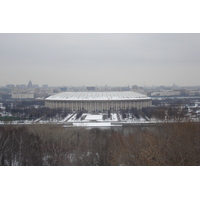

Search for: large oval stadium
xmin=45 ymin=91 xmax=152 ymax=112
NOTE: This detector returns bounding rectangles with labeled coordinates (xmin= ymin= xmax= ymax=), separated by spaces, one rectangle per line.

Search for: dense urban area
xmin=0 ymin=81 xmax=200 ymax=166
xmin=1 ymin=81 xmax=200 ymax=123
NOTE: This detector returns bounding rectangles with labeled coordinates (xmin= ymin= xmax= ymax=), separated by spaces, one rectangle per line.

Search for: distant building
xmin=188 ymin=90 xmax=199 ymax=96
xmin=42 ymin=84 xmax=49 ymax=88
xmin=27 ymin=80 xmax=33 ymax=88
xmin=12 ymin=93 xmax=34 ymax=99
xmin=87 ymin=87 xmax=96 ymax=91
xmin=16 ymin=84 xmax=26 ymax=89
xmin=32 ymin=84 xmax=39 ymax=88
xmin=6 ymin=84 xmax=15 ymax=89
xmin=150 ymin=91 xmax=181 ymax=97
xmin=172 ymin=83 xmax=178 ymax=89
xmin=121 ymin=86 xmax=130 ymax=91
xmin=45 ymin=91 xmax=152 ymax=112
xmin=132 ymin=85 xmax=138 ymax=90
xmin=12 ymin=90 xmax=34 ymax=99
xmin=60 ymin=87 xmax=67 ymax=92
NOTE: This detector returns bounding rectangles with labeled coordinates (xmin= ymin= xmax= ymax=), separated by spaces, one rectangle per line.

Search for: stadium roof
xmin=46 ymin=91 xmax=151 ymax=101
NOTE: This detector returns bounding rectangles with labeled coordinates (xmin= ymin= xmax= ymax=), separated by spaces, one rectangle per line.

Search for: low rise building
xmin=12 ymin=90 xmax=34 ymax=99
xmin=45 ymin=91 xmax=152 ymax=112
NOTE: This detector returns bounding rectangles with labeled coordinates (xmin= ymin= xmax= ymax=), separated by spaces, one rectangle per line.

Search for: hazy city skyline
xmin=1 ymin=33 xmax=200 ymax=87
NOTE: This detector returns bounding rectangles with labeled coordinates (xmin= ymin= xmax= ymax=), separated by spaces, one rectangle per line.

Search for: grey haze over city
xmin=0 ymin=33 xmax=200 ymax=87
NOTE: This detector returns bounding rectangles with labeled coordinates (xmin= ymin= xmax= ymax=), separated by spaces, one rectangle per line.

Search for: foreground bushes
xmin=0 ymin=122 xmax=200 ymax=166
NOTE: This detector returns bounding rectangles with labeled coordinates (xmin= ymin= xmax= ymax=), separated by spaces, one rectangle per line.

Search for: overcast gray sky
xmin=0 ymin=33 xmax=200 ymax=87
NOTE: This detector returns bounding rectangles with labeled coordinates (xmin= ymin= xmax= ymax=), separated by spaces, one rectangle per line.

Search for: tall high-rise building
xmin=27 ymin=80 xmax=33 ymax=88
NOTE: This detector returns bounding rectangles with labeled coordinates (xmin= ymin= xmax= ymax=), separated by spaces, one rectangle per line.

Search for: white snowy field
xmin=73 ymin=122 xmax=112 ymax=127
xmin=111 ymin=113 xmax=118 ymax=121
xmin=60 ymin=114 xmax=74 ymax=122
xmin=58 ymin=112 xmax=161 ymax=125
xmin=85 ymin=114 xmax=103 ymax=121
xmin=1 ymin=112 xmax=199 ymax=126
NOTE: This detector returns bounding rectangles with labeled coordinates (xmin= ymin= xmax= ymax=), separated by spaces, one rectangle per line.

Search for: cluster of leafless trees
xmin=7 ymin=107 xmax=70 ymax=120
xmin=120 ymin=106 xmax=188 ymax=120
xmin=0 ymin=126 xmax=42 ymax=166
xmin=109 ymin=123 xmax=200 ymax=165
xmin=1 ymin=122 xmax=200 ymax=166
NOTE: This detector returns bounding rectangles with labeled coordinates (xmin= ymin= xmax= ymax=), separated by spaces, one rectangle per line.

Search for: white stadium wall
xmin=45 ymin=92 xmax=152 ymax=112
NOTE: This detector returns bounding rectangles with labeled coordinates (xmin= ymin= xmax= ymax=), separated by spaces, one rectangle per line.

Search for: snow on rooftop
xmin=46 ymin=91 xmax=150 ymax=101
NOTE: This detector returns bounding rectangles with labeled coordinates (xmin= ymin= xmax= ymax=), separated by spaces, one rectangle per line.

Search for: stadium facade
xmin=45 ymin=91 xmax=152 ymax=112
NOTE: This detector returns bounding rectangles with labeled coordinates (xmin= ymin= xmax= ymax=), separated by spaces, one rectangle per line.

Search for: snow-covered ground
xmin=1 ymin=112 xmax=199 ymax=126
xmin=111 ymin=113 xmax=118 ymax=121
xmin=85 ymin=114 xmax=103 ymax=121
xmin=73 ymin=122 xmax=112 ymax=127
xmin=60 ymin=114 xmax=74 ymax=122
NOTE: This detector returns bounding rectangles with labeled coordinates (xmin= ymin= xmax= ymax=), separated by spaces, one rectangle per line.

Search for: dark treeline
xmin=1 ymin=122 xmax=200 ymax=166
xmin=120 ymin=107 xmax=188 ymax=120
xmin=7 ymin=107 xmax=70 ymax=120
xmin=2 ymin=100 xmax=71 ymax=120
xmin=4 ymin=100 xmax=44 ymax=110
xmin=0 ymin=126 xmax=42 ymax=166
